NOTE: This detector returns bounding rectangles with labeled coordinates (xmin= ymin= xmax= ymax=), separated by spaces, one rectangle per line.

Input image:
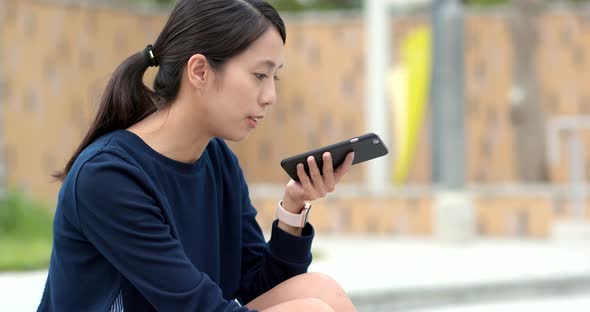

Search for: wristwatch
xmin=275 ymin=200 xmax=312 ymax=228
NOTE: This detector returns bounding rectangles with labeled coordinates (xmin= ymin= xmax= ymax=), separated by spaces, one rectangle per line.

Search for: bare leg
xmin=260 ymin=298 xmax=334 ymax=312
xmin=245 ymin=272 xmax=356 ymax=312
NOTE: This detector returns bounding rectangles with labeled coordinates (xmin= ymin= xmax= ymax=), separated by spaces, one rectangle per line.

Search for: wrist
xmin=275 ymin=199 xmax=312 ymax=230
xmin=281 ymin=194 xmax=306 ymax=214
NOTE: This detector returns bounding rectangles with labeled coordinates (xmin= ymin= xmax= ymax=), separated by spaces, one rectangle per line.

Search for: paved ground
xmin=0 ymin=269 xmax=46 ymax=311
xmin=310 ymin=236 xmax=590 ymax=293
xmin=414 ymin=295 xmax=590 ymax=312
xmin=1 ymin=236 xmax=590 ymax=311
xmin=310 ymin=236 xmax=590 ymax=311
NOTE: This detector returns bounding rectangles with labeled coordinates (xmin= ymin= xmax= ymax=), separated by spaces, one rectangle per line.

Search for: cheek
xmin=228 ymin=77 xmax=258 ymax=105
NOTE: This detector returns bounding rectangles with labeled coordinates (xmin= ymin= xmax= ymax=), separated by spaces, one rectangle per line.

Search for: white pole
xmin=365 ymin=0 xmax=390 ymax=193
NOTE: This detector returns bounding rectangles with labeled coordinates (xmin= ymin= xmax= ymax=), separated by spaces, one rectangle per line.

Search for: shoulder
xmin=65 ymin=132 xmax=147 ymax=195
xmin=58 ymin=135 xmax=152 ymax=226
xmin=75 ymin=151 xmax=145 ymax=197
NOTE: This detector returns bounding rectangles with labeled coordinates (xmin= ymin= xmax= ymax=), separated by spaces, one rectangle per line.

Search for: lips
xmin=248 ymin=115 xmax=264 ymax=122
xmin=247 ymin=115 xmax=263 ymax=128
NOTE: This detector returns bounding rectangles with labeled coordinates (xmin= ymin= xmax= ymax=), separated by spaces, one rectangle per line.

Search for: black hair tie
xmin=143 ymin=44 xmax=159 ymax=67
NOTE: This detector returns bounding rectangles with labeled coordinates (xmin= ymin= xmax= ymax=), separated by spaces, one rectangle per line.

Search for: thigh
xmin=245 ymin=272 xmax=355 ymax=312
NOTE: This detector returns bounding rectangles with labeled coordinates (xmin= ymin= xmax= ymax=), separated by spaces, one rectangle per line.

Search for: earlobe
xmin=187 ymin=54 xmax=209 ymax=89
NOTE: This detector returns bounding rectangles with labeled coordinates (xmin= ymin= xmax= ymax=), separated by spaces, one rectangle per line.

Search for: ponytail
xmin=52 ymin=48 xmax=160 ymax=181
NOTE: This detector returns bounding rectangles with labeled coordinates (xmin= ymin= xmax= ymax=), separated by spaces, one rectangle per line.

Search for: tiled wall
xmin=0 ymin=0 xmax=168 ymax=203
xmin=253 ymin=191 xmax=589 ymax=238
xmin=2 ymin=1 xmax=590 ymax=237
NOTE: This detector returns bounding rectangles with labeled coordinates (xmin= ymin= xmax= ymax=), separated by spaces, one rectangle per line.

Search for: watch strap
xmin=275 ymin=200 xmax=311 ymax=228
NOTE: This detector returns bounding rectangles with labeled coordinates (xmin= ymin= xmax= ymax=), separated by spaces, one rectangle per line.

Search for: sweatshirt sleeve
xmin=74 ymin=152 xmax=254 ymax=312
xmin=237 ymin=171 xmax=314 ymax=305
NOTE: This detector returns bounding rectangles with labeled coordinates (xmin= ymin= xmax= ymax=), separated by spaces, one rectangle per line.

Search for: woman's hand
xmin=281 ymin=151 xmax=355 ymax=214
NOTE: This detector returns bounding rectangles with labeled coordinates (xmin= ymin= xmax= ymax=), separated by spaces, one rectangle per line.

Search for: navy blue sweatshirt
xmin=37 ymin=130 xmax=314 ymax=311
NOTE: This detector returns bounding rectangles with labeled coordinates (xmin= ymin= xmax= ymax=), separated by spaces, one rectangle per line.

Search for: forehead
xmin=230 ymin=28 xmax=285 ymax=67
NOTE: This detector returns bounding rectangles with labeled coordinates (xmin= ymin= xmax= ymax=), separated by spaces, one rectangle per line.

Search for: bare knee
xmin=297 ymin=272 xmax=356 ymax=311
xmin=247 ymin=272 xmax=356 ymax=312
xmin=306 ymin=272 xmax=339 ymax=284
xmin=300 ymin=298 xmax=335 ymax=312
xmin=304 ymin=272 xmax=347 ymax=295
xmin=261 ymin=298 xmax=334 ymax=312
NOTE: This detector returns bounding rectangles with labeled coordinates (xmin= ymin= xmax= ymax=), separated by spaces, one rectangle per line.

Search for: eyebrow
xmin=257 ymin=60 xmax=283 ymax=69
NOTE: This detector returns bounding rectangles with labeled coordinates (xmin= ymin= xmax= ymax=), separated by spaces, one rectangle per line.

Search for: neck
xmin=127 ymin=99 xmax=211 ymax=164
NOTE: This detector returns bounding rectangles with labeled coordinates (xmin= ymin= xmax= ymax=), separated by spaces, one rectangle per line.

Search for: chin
xmin=221 ymin=130 xmax=251 ymax=143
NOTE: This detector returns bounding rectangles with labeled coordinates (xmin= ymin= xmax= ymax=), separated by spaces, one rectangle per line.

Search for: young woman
xmin=37 ymin=0 xmax=357 ymax=311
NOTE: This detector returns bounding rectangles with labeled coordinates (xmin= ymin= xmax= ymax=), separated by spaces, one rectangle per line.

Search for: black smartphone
xmin=280 ymin=133 xmax=389 ymax=182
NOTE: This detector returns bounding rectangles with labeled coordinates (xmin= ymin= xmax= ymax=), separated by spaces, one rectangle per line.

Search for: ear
xmin=186 ymin=54 xmax=210 ymax=90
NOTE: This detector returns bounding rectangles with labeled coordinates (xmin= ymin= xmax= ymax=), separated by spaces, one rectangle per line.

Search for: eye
xmin=254 ymin=73 xmax=268 ymax=80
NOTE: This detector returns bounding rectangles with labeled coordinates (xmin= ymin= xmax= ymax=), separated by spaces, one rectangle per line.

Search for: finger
xmin=335 ymin=152 xmax=355 ymax=183
xmin=322 ymin=152 xmax=335 ymax=192
xmin=297 ymin=163 xmax=317 ymax=199
xmin=307 ymin=156 xmax=327 ymax=197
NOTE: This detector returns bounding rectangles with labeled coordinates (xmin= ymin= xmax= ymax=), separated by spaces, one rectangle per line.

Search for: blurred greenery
xmin=464 ymin=0 xmax=509 ymax=5
xmin=465 ymin=0 xmax=590 ymax=5
xmin=0 ymin=238 xmax=53 ymax=271
xmin=0 ymin=190 xmax=53 ymax=271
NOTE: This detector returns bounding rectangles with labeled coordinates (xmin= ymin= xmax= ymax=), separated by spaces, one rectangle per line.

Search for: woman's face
xmin=203 ymin=28 xmax=284 ymax=142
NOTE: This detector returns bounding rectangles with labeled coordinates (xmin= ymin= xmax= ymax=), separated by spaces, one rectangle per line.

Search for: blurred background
xmin=1 ymin=0 xmax=590 ymax=311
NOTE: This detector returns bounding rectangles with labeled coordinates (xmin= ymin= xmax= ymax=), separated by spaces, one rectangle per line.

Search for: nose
xmin=259 ymin=81 xmax=276 ymax=107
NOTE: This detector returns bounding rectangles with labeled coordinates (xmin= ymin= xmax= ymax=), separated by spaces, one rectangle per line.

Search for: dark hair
xmin=53 ymin=0 xmax=286 ymax=181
